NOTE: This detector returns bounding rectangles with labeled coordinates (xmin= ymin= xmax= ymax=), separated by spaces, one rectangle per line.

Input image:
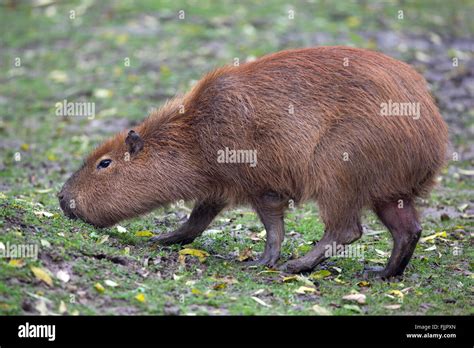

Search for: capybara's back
xmin=191 ymin=47 xmax=447 ymax=209
xmin=60 ymin=46 xmax=448 ymax=278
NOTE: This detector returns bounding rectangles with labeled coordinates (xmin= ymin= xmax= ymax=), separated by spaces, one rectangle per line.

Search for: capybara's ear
xmin=125 ymin=130 xmax=144 ymax=156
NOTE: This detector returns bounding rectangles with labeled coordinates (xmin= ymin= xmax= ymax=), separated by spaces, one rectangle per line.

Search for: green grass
xmin=0 ymin=0 xmax=473 ymax=315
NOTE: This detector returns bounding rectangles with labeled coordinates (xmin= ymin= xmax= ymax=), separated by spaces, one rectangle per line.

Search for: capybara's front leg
xmin=245 ymin=192 xmax=288 ymax=268
xmin=150 ymin=201 xmax=226 ymax=246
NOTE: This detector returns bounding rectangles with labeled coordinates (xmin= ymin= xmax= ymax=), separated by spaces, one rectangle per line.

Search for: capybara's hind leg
xmin=280 ymin=196 xmax=363 ymax=274
xmin=280 ymin=218 xmax=363 ymax=273
xmin=150 ymin=201 xmax=226 ymax=245
xmin=245 ymin=191 xmax=287 ymax=267
xmin=368 ymin=199 xmax=422 ymax=279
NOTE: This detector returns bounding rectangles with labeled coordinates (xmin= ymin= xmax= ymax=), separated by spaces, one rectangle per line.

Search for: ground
xmin=0 ymin=0 xmax=472 ymax=315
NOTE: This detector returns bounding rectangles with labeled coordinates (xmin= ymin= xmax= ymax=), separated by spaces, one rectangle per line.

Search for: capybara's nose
xmin=58 ymin=192 xmax=77 ymax=220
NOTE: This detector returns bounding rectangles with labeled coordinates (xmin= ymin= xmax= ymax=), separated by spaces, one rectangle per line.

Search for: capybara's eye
xmin=97 ymin=159 xmax=112 ymax=169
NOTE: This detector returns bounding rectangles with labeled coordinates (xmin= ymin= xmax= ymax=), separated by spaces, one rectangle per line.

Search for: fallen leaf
xmin=384 ymin=304 xmax=401 ymax=310
xmin=457 ymin=203 xmax=469 ymax=213
xmin=135 ymin=293 xmax=146 ymax=303
xmin=104 ymin=280 xmax=118 ymax=287
xmin=282 ymin=276 xmax=298 ymax=283
xmin=420 ymin=231 xmax=447 ymax=243
xmin=295 ymin=286 xmax=318 ymax=294
xmin=191 ymin=288 xmax=202 ymax=295
xmin=251 ymin=296 xmax=271 ymax=307
xmin=8 ymin=259 xmax=25 ymax=268
xmin=238 ymin=247 xmax=253 ymax=262
xmin=59 ymin=301 xmax=67 ymax=314
xmin=375 ymin=249 xmax=389 ymax=257
xmin=310 ymin=270 xmax=331 ymax=279
xmin=342 ymin=292 xmax=366 ymax=304
xmin=40 ymin=239 xmax=51 ymax=248
xmin=116 ymin=225 xmax=127 ymax=233
xmin=135 ymin=230 xmax=154 ymax=237
xmin=33 ymin=211 xmax=54 ymax=218
xmin=213 ymin=283 xmax=227 ymax=290
xmin=458 ymin=168 xmax=474 ymax=176
xmin=48 ymin=70 xmax=69 ymax=83
xmin=357 ymin=281 xmax=370 ymax=287
xmin=35 ymin=298 xmax=50 ymax=315
xmin=94 ymin=88 xmax=113 ymax=99
xmin=98 ymin=235 xmax=109 ymax=244
xmin=387 ymin=290 xmax=404 ymax=299
xmin=312 ymin=304 xmax=332 ymax=315
xmin=179 ymin=248 xmax=209 ymax=262
xmin=56 ymin=270 xmax=70 ymax=283
xmin=94 ymin=283 xmax=105 ymax=293
xmin=31 ymin=266 xmax=53 ymax=287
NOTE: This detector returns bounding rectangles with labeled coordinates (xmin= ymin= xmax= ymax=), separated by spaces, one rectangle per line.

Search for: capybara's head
xmin=58 ymin=117 xmax=201 ymax=227
xmin=58 ymin=130 xmax=152 ymax=227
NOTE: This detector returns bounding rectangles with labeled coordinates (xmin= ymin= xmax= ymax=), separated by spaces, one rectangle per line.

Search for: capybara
xmin=59 ymin=46 xmax=448 ymax=278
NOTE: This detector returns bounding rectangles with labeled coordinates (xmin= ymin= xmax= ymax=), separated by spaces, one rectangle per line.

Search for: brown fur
xmin=59 ymin=46 xmax=448 ymax=277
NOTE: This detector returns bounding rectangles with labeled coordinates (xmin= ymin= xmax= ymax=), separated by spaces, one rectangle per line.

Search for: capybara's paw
xmin=148 ymin=233 xmax=183 ymax=246
xmin=279 ymin=259 xmax=313 ymax=274
xmin=242 ymin=255 xmax=278 ymax=269
xmin=362 ymin=266 xmax=400 ymax=281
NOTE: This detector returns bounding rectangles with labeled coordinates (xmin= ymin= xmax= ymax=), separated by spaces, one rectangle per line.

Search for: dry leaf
xmin=295 ymin=286 xmax=317 ymax=294
xmin=135 ymin=230 xmax=154 ymax=237
xmin=387 ymin=290 xmax=404 ymax=299
xmin=342 ymin=293 xmax=366 ymax=304
xmin=8 ymin=259 xmax=25 ymax=268
xmin=94 ymin=88 xmax=113 ymax=99
xmin=104 ymin=280 xmax=118 ymax=287
xmin=251 ymin=296 xmax=271 ymax=307
xmin=375 ymin=249 xmax=389 ymax=257
xmin=31 ymin=266 xmax=53 ymax=286
xmin=135 ymin=293 xmax=146 ymax=303
xmin=98 ymin=235 xmax=109 ymax=244
xmin=33 ymin=211 xmax=54 ymax=218
xmin=116 ymin=225 xmax=127 ymax=233
xmin=94 ymin=283 xmax=105 ymax=293
xmin=357 ymin=281 xmax=370 ymax=287
xmin=56 ymin=270 xmax=70 ymax=283
xmin=312 ymin=304 xmax=332 ymax=315
xmin=59 ymin=301 xmax=67 ymax=314
xmin=179 ymin=248 xmax=209 ymax=262
xmin=420 ymin=231 xmax=447 ymax=243
xmin=310 ymin=270 xmax=331 ymax=279
xmin=384 ymin=304 xmax=401 ymax=310
xmin=35 ymin=299 xmax=50 ymax=315
xmin=238 ymin=247 xmax=253 ymax=262
xmin=40 ymin=239 xmax=51 ymax=248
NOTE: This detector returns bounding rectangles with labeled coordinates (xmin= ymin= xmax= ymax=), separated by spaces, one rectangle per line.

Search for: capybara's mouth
xmin=58 ymin=192 xmax=78 ymax=220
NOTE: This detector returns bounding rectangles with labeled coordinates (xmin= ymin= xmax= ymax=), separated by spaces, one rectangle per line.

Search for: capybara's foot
xmin=279 ymin=259 xmax=314 ymax=274
xmin=242 ymin=254 xmax=278 ymax=268
xmin=362 ymin=266 xmax=401 ymax=281
xmin=149 ymin=232 xmax=195 ymax=246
